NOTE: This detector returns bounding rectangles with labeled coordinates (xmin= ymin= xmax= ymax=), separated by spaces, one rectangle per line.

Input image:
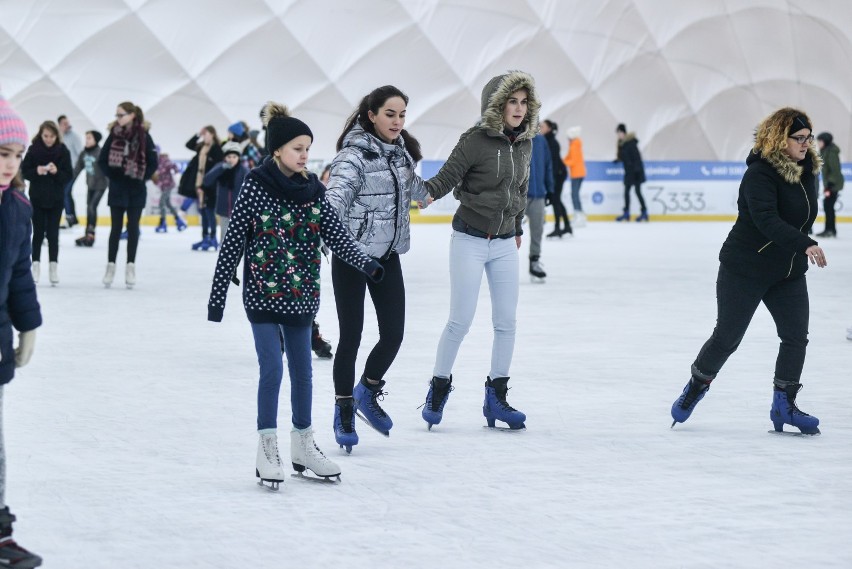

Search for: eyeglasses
xmin=115 ymin=112 xmax=128 ymax=119
xmin=789 ymin=134 xmax=814 ymax=145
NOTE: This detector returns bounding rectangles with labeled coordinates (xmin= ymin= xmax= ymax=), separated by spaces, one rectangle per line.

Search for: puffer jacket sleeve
xmin=515 ymin=175 xmax=529 ymax=236
xmin=325 ymin=153 xmax=365 ymax=220
xmin=744 ymin=167 xmax=816 ymax=254
xmin=320 ymin=198 xmax=383 ymax=282
xmin=207 ymin=178 xmax=252 ymax=322
xmin=55 ymin=146 xmax=73 ymax=187
xmin=425 ymin=131 xmax=474 ymax=200
xmin=407 ymin=166 xmax=430 ymax=205
xmin=7 ymin=195 xmax=42 ymax=333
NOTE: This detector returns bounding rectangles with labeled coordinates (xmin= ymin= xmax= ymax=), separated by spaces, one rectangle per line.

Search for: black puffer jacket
xmin=719 ymin=148 xmax=820 ymax=281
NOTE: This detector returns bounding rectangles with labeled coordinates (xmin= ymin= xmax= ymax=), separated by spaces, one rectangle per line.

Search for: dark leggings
xmin=693 ymin=264 xmax=809 ymax=387
xmin=551 ymin=174 xmax=570 ymax=230
xmin=86 ymin=188 xmax=106 ymax=234
xmin=332 ymin=253 xmax=405 ymax=397
xmin=823 ymin=190 xmax=838 ymax=232
xmin=623 ymin=183 xmax=647 ymax=212
xmin=31 ymin=206 xmax=62 ymax=262
xmin=108 ymin=207 xmax=142 ymax=263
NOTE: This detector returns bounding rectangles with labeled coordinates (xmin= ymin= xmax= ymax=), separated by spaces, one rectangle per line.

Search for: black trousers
xmin=823 ymin=190 xmax=838 ymax=232
xmin=31 ymin=206 xmax=62 ymax=263
xmin=551 ymin=173 xmax=570 ymax=229
xmin=108 ymin=207 xmax=142 ymax=263
xmin=623 ymin=183 xmax=646 ymax=212
xmin=693 ymin=264 xmax=809 ymax=386
xmin=331 ymin=253 xmax=405 ymax=397
xmin=86 ymin=188 xmax=106 ymax=234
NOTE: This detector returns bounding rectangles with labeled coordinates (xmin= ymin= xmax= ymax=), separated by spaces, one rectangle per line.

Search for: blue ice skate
xmin=670 ymin=375 xmax=712 ymax=427
xmin=353 ymin=377 xmax=392 ymax=436
xmin=192 ymin=236 xmax=210 ymax=251
xmin=334 ymin=397 xmax=359 ymax=453
xmin=155 ymin=218 xmax=168 ymax=233
xmin=483 ymin=377 xmax=526 ymax=430
xmin=422 ymin=376 xmax=454 ymax=430
xmin=770 ymin=384 xmax=820 ymax=435
xmin=175 ymin=216 xmax=187 ymax=231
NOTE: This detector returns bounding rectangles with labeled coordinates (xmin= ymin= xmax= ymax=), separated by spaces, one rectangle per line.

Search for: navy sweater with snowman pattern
xmin=208 ymin=157 xmax=383 ymax=326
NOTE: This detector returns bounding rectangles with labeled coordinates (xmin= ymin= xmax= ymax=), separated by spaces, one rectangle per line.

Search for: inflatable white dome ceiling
xmin=2 ymin=0 xmax=850 ymax=163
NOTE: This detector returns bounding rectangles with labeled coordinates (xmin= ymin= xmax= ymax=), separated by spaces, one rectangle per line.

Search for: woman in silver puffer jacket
xmin=325 ymin=85 xmax=429 ymax=452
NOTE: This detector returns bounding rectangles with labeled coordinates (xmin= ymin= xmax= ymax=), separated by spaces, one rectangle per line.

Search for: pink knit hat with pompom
xmin=0 ymin=93 xmax=29 ymax=148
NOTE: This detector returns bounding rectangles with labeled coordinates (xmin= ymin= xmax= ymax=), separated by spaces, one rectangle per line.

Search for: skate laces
xmin=262 ymin=436 xmax=281 ymax=465
xmin=367 ymin=388 xmax=389 ymax=418
xmin=680 ymin=378 xmax=710 ymax=409
xmin=494 ymin=387 xmax=518 ymax=412
xmin=430 ymin=381 xmax=454 ymax=411
xmin=784 ymin=385 xmax=812 ymax=417
xmin=337 ymin=399 xmax=355 ymax=433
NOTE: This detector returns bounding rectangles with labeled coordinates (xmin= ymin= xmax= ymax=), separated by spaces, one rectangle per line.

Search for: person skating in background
xmin=97 ymin=101 xmax=157 ymax=289
xmin=71 ymin=130 xmax=108 ymax=247
xmin=178 ymin=126 xmax=223 ymax=251
xmin=527 ymin=130 xmax=552 ymax=281
xmin=0 ymin=92 xmax=45 ymax=569
xmin=325 ymin=85 xmax=430 ymax=451
xmin=203 ymin=141 xmax=247 ymax=241
xmin=671 ymin=108 xmax=827 ymax=435
xmin=563 ymin=125 xmax=587 ymax=228
xmin=815 ymin=132 xmax=844 ymax=238
xmin=208 ymin=102 xmax=384 ymax=488
xmin=614 ymin=123 xmax=648 ymax=222
xmin=422 ymin=70 xmax=540 ymax=431
xmin=153 ymin=147 xmax=185 ymax=233
xmin=243 ymin=128 xmax=264 ymax=170
xmin=539 ymin=119 xmax=571 ymax=237
xmin=57 ymin=114 xmax=82 ymax=228
xmin=21 ymin=120 xmax=72 ymax=286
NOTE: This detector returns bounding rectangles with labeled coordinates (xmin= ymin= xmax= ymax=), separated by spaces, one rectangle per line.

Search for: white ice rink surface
xmin=7 ymin=220 xmax=852 ymax=569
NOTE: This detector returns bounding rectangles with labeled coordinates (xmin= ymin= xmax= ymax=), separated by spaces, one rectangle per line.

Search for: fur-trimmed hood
xmin=748 ymin=145 xmax=822 ymax=185
xmin=479 ymin=70 xmax=540 ymax=142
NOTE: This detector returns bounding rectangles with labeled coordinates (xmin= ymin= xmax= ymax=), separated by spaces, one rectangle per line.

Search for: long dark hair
xmin=337 ymin=85 xmax=422 ymax=162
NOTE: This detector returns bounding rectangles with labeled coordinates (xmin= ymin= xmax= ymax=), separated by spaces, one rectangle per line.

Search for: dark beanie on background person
xmin=616 ymin=123 xmax=627 ymax=134
xmin=816 ymin=132 xmax=833 ymax=146
xmin=789 ymin=114 xmax=811 ymax=134
xmin=261 ymin=101 xmax=313 ymax=154
xmin=89 ymin=130 xmax=103 ymax=145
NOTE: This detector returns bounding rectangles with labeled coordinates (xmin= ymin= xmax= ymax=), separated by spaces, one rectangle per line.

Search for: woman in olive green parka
xmin=420 ymin=70 xmax=541 ymax=431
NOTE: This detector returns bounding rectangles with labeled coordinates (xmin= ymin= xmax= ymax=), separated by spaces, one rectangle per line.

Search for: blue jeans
xmin=63 ymin=180 xmax=77 ymax=219
xmin=433 ymin=231 xmax=519 ymax=379
xmin=251 ymin=322 xmax=313 ymax=430
xmin=200 ymin=206 xmax=217 ymax=239
xmin=570 ymin=177 xmax=584 ymax=212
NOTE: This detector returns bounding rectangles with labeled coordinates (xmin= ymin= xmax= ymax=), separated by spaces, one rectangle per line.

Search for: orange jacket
xmin=562 ymin=138 xmax=586 ymax=179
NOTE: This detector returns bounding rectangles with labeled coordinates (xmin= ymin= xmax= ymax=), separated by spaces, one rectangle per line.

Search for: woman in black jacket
xmin=540 ymin=120 xmax=572 ymax=237
xmin=21 ymin=120 xmax=72 ymax=285
xmin=97 ymin=101 xmax=157 ymax=289
xmin=671 ymin=107 xmax=828 ymax=435
xmin=614 ymin=123 xmax=647 ymax=222
xmin=178 ymin=126 xmax=223 ymax=251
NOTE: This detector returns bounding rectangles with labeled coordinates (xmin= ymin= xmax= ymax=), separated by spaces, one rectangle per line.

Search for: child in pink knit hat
xmin=0 ymin=92 xmax=44 ymax=568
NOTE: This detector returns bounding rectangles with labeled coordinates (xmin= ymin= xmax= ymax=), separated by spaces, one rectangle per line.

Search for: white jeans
xmin=433 ymin=231 xmax=519 ymax=379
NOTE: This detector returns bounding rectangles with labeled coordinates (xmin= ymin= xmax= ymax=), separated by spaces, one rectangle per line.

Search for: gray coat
xmin=326 ymin=124 xmax=428 ymax=259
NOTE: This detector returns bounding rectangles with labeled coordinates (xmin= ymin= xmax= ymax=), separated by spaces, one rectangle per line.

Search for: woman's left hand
xmin=515 ymin=235 xmax=522 ymax=249
xmin=805 ymin=245 xmax=827 ymax=268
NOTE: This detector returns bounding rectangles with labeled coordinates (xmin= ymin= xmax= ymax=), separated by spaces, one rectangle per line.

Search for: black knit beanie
xmin=266 ymin=116 xmax=313 ymax=154
xmin=616 ymin=123 xmax=627 ymax=134
xmin=788 ymin=115 xmax=811 ymax=135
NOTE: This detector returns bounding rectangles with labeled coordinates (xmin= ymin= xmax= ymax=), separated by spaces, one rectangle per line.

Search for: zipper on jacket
xmin=758 ymin=241 xmax=772 ymax=253
xmin=382 ymin=155 xmax=401 ymax=259
xmin=496 ymin=149 xmax=501 ymax=179
xmin=786 ymin=181 xmax=811 ymax=278
xmin=502 ymin=144 xmax=516 ymax=232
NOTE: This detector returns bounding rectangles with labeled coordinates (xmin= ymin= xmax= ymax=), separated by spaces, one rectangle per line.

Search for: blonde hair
xmin=753 ymin=107 xmax=814 ymax=158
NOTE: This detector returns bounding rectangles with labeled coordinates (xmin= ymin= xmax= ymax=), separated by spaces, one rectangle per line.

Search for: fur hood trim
xmin=479 ymin=70 xmax=540 ymax=142
xmin=755 ymin=145 xmax=822 ymax=184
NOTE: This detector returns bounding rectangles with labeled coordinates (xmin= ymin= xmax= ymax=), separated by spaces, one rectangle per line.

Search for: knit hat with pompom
xmin=261 ymin=102 xmax=312 ymax=153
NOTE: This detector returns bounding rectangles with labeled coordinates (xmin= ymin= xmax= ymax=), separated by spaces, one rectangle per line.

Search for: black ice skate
xmin=0 ymin=507 xmax=42 ymax=568
xmin=312 ymin=321 xmax=333 ymax=359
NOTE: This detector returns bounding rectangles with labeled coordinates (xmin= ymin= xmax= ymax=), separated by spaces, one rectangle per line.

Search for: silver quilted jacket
xmin=326 ymin=124 xmax=429 ymax=259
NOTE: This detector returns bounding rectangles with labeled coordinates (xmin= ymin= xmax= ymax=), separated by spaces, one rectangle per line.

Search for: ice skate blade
xmin=291 ymin=472 xmax=341 ymax=484
xmin=339 ymin=444 xmax=353 ymax=454
xmin=354 ymin=409 xmax=390 ymax=437
xmin=483 ymin=424 xmax=526 ymax=432
xmin=529 ymin=275 xmax=545 ymax=283
xmin=257 ymin=479 xmax=282 ymax=491
xmin=768 ymin=429 xmax=821 ymax=437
